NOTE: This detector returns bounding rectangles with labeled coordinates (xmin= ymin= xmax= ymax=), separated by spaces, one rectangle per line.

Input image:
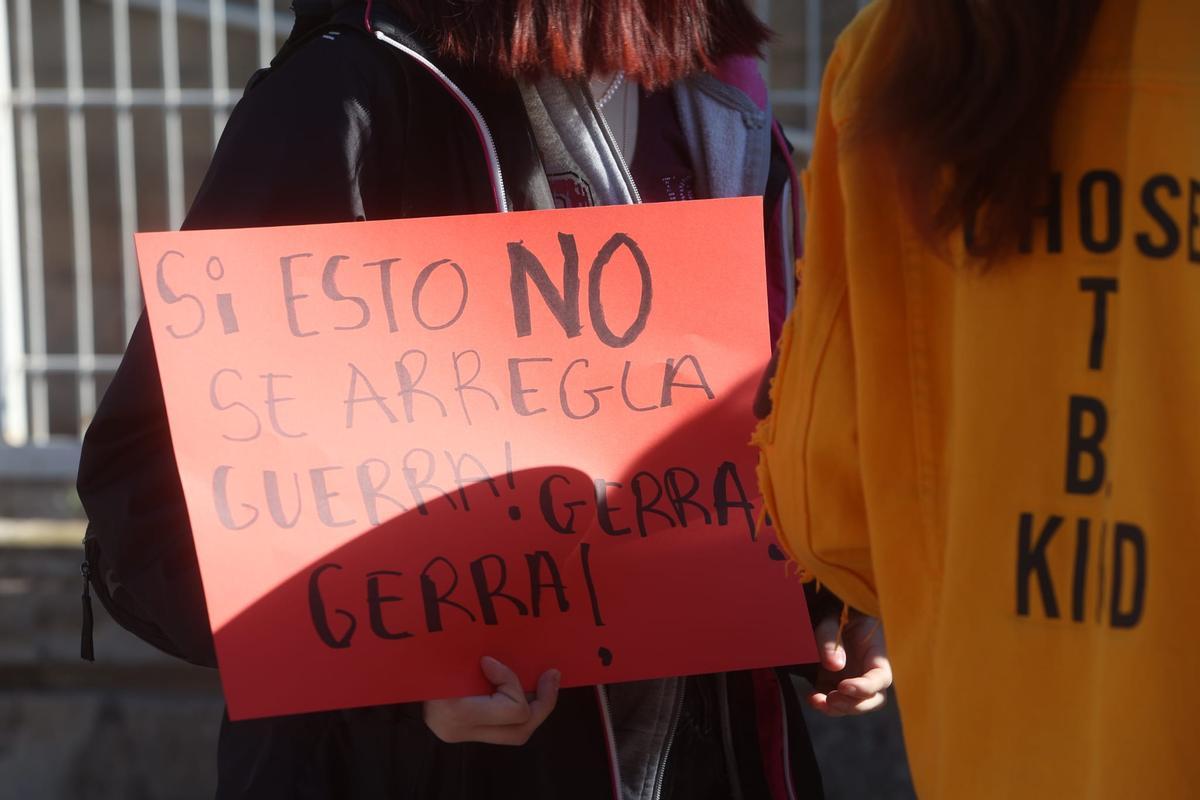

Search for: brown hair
xmin=391 ymin=0 xmax=771 ymax=88
xmin=857 ymin=0 xmax=1102 ymax=258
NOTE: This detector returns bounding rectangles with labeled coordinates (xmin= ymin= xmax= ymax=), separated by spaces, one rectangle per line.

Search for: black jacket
xmin=78 ymin=3 xmax=824 ymax=798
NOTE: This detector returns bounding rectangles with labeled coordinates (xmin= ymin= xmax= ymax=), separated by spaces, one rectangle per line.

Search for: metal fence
xmin=0 ymin=0 xmax=867 ymax=477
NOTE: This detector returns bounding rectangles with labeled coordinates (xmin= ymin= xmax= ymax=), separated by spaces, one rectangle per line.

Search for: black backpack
xmin=79 ymin=0 xmax=374 ymax=667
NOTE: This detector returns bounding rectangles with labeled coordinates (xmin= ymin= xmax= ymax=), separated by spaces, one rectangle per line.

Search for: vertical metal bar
xmin=64 ymin=0 xmax=97 ymax=423
xmin=13 ymin=0 xmax=46 ymax=441
xmin=257 ymin=0 xmax=274 ymax=67
xmin=161 ymin=0 xmax=185 ymax=229
xmin=113 ymin=0 xmax=140 ymax=339
xmin=0 ymin=0 xmax=29 ymax=445
xmin=755 ymin=0 xmax=771 ymax=87
xmin=806 ymin=0 xmax=822 ymax=127
xmin=209 ymin=0 xmax=229 ymax=143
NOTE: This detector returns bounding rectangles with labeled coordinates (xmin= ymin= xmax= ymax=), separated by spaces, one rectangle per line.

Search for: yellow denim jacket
xmin=757 ymin=1 xmax=1200 ymax=796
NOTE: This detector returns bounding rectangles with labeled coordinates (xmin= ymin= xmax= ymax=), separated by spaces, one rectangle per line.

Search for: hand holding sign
xmin=424 ymin=657 xmax=561 ymax=746
xmin=136 ymin=197 xmax=816 ymax=719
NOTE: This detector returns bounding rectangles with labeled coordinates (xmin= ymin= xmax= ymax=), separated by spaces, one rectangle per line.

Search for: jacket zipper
xmin=588 ymin=85 xmax=643 ymax=205
xmin=650 ymin=681 xmax=686 ymax=800
xmin=595 ymin=685 xmax=624 ymax=799
xmin=371 ymin=30 xmax=510 ymax=214
xmin=80 ymin=556 xmax=95 ymax=661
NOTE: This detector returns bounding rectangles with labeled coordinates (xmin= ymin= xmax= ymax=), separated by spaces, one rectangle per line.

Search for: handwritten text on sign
xmin=136 ymin=198 xmax=816 ymax=720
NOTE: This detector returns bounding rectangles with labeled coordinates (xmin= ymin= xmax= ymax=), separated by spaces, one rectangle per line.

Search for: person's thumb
xmin=815 ymin=614 xmax=846 ymax=672
xmin=481 ymin=656 xmax=525 ymax=704
xmin=527 ymin=668 xmax=562 ymax=725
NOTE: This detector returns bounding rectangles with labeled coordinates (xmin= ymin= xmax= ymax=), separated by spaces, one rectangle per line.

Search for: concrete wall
xmin=1 ymin=525 xmax=223 ymax=800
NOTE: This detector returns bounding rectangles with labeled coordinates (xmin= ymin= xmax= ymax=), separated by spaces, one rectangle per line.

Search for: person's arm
xmin=758 ymin=43 xmax=891 ymax=715
xmin=765 ymin=43 xmax=878 ymax=615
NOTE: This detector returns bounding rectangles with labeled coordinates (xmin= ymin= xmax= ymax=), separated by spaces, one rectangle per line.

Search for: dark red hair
xmin=857 ymin=0 xmax=1103 ymax=259
xmin=392 ymin=0 xmax=770 ymax=88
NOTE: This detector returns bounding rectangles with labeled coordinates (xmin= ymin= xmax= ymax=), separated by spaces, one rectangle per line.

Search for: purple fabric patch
xmin=713 ymin=56 xmax=768 ymax=111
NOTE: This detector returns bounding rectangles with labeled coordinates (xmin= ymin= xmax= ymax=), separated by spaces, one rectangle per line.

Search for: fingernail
xmin=840 ymin=684 xmax=863 ymax=698
xmin=551 ymin=669 xmax=562 ymax=684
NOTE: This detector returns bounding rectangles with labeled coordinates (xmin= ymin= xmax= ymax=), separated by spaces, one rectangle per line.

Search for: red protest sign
xmin=135 ymin=197 xmax=816 ymax=720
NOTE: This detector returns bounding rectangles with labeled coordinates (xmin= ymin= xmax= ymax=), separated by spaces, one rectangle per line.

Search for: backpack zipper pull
xmin=80 ymin=560 xmax=95 ymax=662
